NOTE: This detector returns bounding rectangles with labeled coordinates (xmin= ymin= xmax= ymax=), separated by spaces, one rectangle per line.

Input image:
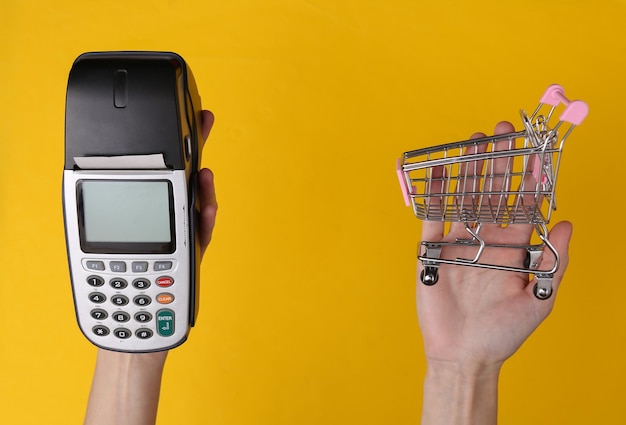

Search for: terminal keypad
xmin=82 ymin=259 xmax=177 ymax=342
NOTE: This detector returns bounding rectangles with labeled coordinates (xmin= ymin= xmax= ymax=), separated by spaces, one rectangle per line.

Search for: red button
xmin=156 ymin=276 xmax=174 ymax=287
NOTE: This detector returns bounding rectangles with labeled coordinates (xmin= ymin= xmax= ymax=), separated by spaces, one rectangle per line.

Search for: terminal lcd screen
xmin=78 ymin=180 xmax=175 ymax=253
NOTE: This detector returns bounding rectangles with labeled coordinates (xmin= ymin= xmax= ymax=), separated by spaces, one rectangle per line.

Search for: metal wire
xmin=400 ymin=114 xmax=566 ymax=226
xmin=397 ymin=85 xmax=587 ymax=299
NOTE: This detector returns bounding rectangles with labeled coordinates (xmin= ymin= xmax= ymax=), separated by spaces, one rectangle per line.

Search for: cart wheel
xmin=533 ymin=283 xmax=553 ymax=300
xmin=420 ymin=268 xmax=439 ymax=286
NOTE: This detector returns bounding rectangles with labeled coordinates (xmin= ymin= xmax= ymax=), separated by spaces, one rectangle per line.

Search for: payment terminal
xmin=62 ymin=51 xmax=204 ymax=352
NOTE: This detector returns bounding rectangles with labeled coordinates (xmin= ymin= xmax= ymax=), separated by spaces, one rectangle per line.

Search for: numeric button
xmin=88 ymin=293 xmax=106 ymax=304
xmin=112 ymin=311 xmax=131 ymax=323
xmin=90 ymin=309 xmax=108 ymax=320
xmin=133 ymin=295 xmax=152 ymax=307
xmin=109 ymin=278 xmax=128 ymax=290
xmin=86 ymin=276 xmax=105 ymax=287
xmin=132 ymin=278 xmax=151 ymax=290
xmin=113 ymin=328 xmax=131 ymax=339
xmin=135 ymin=312 xmax=153 ymax=323
xmin=111 ymin=295 xmax=129 ymax=306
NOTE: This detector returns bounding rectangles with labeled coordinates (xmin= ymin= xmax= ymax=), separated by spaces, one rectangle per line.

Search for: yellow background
xmin=1 ymin=1 xmax=624 ymax=423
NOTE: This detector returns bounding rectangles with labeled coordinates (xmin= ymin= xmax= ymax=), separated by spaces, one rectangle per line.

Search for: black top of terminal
xmin=64 ymin=51 xmax=197 ymax=170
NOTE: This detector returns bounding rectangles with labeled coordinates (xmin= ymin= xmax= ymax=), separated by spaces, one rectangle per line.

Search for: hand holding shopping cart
xmin=397 ymin=85 xmax=588 ymax=299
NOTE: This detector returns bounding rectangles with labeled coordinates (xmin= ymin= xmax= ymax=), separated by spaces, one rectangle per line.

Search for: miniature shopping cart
xmin=396 ymin=85 xmax=588 ymax=299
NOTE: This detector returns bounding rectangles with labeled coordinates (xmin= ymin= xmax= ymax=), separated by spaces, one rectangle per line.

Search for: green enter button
xmin=156 ymin=309 xmax=175 ymax=337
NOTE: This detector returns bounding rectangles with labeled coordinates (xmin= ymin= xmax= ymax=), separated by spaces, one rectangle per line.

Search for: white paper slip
xmin=74 ymin=154 xmax=167 ymax=170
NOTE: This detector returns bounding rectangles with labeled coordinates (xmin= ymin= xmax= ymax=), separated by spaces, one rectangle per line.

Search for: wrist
xmin=85 ymin=349 xmax=169 ymax=425
xmin=426 ymin=358 xmax=503 ymax=380
xmin=96 ymin=348 xmax=168 ymax=371
xmin=421 ymin=360 xmax=501 ymax=425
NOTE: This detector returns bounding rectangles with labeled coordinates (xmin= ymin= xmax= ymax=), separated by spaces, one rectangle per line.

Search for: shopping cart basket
xmin=396 ymin=84 xmax=588 ymax=299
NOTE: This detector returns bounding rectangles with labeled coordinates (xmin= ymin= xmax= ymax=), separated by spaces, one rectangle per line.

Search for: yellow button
xmin=156 ymin=293 xmax=174 ymax=304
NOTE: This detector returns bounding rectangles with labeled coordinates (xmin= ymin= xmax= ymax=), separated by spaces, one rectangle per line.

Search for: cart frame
xmin=397 ymin=85 xmax=588 ymax=299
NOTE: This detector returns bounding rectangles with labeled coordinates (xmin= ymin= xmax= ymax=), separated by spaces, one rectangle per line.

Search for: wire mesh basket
xmin=396 ymin=85 xmax=588 ymax=299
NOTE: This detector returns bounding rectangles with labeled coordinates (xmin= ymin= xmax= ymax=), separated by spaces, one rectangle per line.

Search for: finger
xmin=542 ymin=220 xmax=573 ymax=290
xmin=526 ymin=220 xmax=573 ymax=298
xmin=450 ymin=131 xmax=486 ymax=233
xmin=198 ymin=167 xmax=218 ymax=214
xmin=201 ymin=110 xmax=215 ymax=141
xmin=513 ymin=154 xmax=543 ymax=230
xmin=198 ymin=168 xmax=218 ymax=256
xmin=421 ymin=217 xmax=445 ymax=244
xmin=457 ymin=131 xmax=488 ymax=199
xmin=421 ymin=164 xmax=446 ymax=242
xmin=488 ymin=121 xmax=516 ymax=223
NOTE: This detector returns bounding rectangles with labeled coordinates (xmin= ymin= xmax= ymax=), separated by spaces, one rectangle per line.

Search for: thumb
xmin=529 ymin=220 xmax=573 ymax=299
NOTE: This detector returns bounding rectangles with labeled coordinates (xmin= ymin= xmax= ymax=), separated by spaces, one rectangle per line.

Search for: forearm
xmin=84 ymin=349 xmax=168 ymax=425
xmin=421 ymin=361 xmax=501 ymax=425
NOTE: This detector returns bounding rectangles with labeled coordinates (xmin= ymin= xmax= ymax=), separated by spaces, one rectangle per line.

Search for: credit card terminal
xmin=63 ymin=51 xmax=204 ymax=352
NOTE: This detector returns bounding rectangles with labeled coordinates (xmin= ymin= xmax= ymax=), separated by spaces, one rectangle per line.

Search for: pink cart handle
xmin=539 ymin=84 xmax=589 ymax=125
xmin=560 ymin=100 xmax=589 ymax=126
xmin=396 ymin=158 xmax=412 ymax=207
